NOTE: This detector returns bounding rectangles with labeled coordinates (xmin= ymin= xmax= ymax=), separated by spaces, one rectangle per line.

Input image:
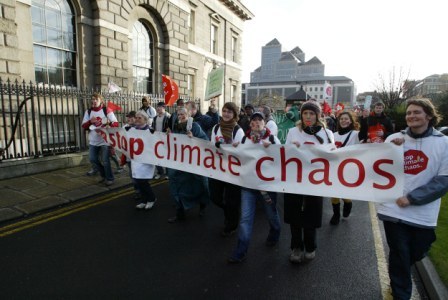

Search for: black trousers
xmin=209 ymin=178 xmax=241 ymax=231
xmin=383 ymin=221 xmax=436 ymax=300
xmin=290 ymin=224 xmax=317 ymax=252
xmin=135 ymin=178 xmax=156 ymax=204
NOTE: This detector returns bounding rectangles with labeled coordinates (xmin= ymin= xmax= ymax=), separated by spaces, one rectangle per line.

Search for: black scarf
xmin=304 ymin=125 xmax=324 ymax=144
xmin=337 ymin=127 xmax=351 ymax=135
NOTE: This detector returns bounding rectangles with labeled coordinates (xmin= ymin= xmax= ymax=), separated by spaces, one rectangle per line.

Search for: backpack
xmin=213 ymin=124 xmax=241 ymax=140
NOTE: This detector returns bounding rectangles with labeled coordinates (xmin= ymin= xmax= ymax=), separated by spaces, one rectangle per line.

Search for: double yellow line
xmin=0 ymin=187 xmax=134 ymax=238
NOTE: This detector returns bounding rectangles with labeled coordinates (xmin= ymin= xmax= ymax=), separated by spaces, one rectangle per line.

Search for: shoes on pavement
xmin=305 ymin=251 xmax=316 ymax=260
xmin=164 ymin=175 xmax=169 ymax=180
xmin=221 ymin=229 xmax=236 ymax=237
xmin=136 ymin=203 xmax=146 ymax=209
xmin=145 ymin=200 xmax=156 ymax=210
xmin=265 ymin=239 xmax=278 ymax=247
xmin=168 ymin=215 xmax=185 ymax=223
xmin=289 ymin=248 xmax=304 ymax=263
xmin=86 ymin=169 xmax=98 ymax=176
xmin=343 ymin=202 xmax=352 ymax=218
xmin=227 ymin=254 xmax=246 ymax=264
xmin=105 ymin=180 xmax=114 ymax=186
xmin=153 ymin=174 xmax=161 ymax=180
xmin=199 ymin=204 xmax=206 ymax=217
xmin=330 ymin=213 xmax=340 ymax=225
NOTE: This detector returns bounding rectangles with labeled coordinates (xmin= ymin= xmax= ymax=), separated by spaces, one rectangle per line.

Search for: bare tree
xmin=374 ymin=66 xmax=410 ymax=109
xmin=250 ymin=92 xmax=284 ymax=111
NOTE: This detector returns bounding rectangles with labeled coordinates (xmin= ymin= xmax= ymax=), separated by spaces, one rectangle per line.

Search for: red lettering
xmin=203 ymin=149 xmax=216 ymax=169
xmin=155 ymin=141 xmax=164 ymax=159
xmin=167 ymin=133 xmax=171 ymax=160
xmin=108 ymin=133 xmax=116 ymax=148
xmin=256 ymin=157 xmax=274 ymax=181
xmin=228 ymin=155 xmax=241 ymax=176
xmin=373 ymin=159 xmax=396 ymax=189
xmin=338 ymin=159 xmax=365 ymax=187
xmin=173 ymin=137 xmax=178 ymax=161
xmin=129 ymin=138 xmax=144 ymax=159
xmin=309 ymin=158 xmax=332 ymax=185
xmin=280 ymin=147 xmax=303 ymax=182
xmin=120 ymin=135 xmax=127 ymax=152
xmin=181 ymin=144 xmax=201 ymax=165
xmin=215 ymin=151 xmax=225 ymax=172
xmin=115 ymin=132 xmax=121 ymax=148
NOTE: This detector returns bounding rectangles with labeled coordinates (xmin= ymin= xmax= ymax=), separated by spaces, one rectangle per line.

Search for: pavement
xmin=0 ymin=164 xmax=136 ymax=224
xmin=0 ymin=164 xmax=447 ymax=300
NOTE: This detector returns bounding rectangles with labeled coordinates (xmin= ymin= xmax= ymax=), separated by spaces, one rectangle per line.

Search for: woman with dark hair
xmin=227 ymin=111 xmax=281 ymax=263
xmin=284 ymin=101 xmax=335 ymax=263
xmin=329 ymin=111 xmax=360 ymax=225
xmin=210 ymin=102 xmax=245 ymax=237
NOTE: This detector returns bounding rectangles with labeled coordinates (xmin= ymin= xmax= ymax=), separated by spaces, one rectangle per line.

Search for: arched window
xmin=132 ymin=21 xmax=153 ymax=93
xmin=31 ymin=0 xmax=77 ymax=86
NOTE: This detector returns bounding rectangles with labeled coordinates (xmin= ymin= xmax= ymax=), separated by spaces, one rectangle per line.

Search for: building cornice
xmin=218 ymin=0 xmax=254 ymax=20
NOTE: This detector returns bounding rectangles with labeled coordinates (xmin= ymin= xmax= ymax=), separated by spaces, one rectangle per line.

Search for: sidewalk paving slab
xmin=15 ymin=196 xmax=70 ymax=215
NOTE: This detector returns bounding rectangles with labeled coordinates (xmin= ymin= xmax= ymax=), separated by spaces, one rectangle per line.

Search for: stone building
xmin=0 ymin=0 xmax=253 ymax=109
xmin=243 ymin=38 xmax=355 ymax=110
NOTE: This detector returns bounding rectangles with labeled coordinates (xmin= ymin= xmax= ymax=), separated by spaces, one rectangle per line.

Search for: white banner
xmin=97 ymin=128 xmax=404 ymax=203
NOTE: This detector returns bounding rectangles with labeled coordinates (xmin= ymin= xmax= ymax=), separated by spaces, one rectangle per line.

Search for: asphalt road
xmin=0 ymin=181 xmax=410 ymax=299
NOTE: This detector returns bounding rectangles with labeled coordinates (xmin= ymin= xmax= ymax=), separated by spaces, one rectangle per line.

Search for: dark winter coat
xmin=284 ymin=193 xmax=323 ymax=228
xmin=360 ymin=112 xmax=394 ymax=143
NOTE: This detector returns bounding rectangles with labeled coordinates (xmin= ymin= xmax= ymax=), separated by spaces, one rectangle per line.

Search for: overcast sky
xmin=240 ymin=0 xmax=448 ymax=93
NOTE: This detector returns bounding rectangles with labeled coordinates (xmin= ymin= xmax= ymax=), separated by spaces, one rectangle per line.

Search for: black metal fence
xmin=0 ymin=78 xmax=199 ymax=162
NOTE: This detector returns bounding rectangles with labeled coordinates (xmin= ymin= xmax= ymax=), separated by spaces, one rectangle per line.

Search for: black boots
xmin=330 ymin=203 xmax=340 ymax=225
xmin=343 ymin=202 xmax=352 ymax=218
xmin=330 ymin=202 xmax=353 ymax=225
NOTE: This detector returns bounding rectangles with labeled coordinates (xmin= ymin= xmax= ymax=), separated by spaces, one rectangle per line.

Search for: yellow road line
xmin=369 ymin=202 xmax=393 ymax=300
xmin=0 ymin=188 xmax=134 ymax=237
xmin=370 ymin=202 xmax=421 ymax=300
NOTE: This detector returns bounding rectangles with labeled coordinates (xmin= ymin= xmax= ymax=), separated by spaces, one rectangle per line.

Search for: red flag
xmin=162 ymin=74 xmax=179 ymax=106
xmin=322 ymin=101 xmax=332 ymax=115
xmin=335 ymin=102 xmax=345 ymax=113
xmin=107 ymin=101 xmax=122 ymax=112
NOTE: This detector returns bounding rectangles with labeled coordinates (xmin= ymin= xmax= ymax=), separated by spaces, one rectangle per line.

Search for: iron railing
xmin=0 ymin=78 xmax=199 ymax=161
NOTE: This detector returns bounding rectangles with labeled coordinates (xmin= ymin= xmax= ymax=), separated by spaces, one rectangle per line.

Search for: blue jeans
xmin=231 ymin=188 xmax=281 ymax=260
xmin=383 ymin=221 xmax=436 ymax=300
xmin=89 ymin=145 xmax=114 ymax=181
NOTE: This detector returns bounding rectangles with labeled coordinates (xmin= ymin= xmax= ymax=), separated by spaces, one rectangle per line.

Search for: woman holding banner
xmin=227 ymin=111 xmax=281 ymax=263
xmin=329 ymin=111 xmax=360 ymax=225
xmin=167 ymin=107 xmax=210 ymax=223
xmin=284 ymin=101 xmax=335 ymax=263
xmin=209 ymin=102 xmax=245 ymax=237
xmin=131 ymin=111 xmax=157 ymax=210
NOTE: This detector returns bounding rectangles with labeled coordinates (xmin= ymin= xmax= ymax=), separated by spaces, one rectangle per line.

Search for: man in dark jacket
xmin=186 ymin=101 xmax=219 ymax=139
xmin=360 ymin=101 xmax=394 ymax=143
xmin=167 ymin=98 xmax=185 ymax=132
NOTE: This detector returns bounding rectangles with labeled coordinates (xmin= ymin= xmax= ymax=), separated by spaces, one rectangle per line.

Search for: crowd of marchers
xmin=81 ymin=94 xmax=448 ymax=300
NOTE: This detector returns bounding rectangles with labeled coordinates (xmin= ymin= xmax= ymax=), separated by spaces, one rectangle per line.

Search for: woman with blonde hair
xmin=167 ymin=107 xmax=210 ymax=223
xmin=131 ymin=111 xmax=157 ymax=210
